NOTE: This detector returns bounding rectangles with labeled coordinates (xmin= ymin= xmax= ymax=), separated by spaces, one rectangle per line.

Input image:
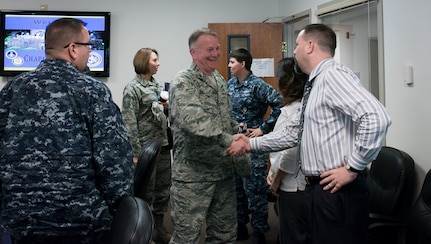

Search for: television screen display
xmin=0 ymin=10 xmax=111 ymax=77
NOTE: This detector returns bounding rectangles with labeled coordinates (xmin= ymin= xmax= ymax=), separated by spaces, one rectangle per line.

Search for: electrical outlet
xmin=40 ymin=5 xmax=48 ymax=11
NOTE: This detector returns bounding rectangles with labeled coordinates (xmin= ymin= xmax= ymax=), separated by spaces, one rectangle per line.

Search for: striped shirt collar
xmin=309 ymin=58 xmax=333 ymax=82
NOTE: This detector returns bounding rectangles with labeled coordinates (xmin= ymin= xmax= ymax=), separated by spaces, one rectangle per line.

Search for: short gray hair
xmin=188 ymin=28 xmax=218 ymax=49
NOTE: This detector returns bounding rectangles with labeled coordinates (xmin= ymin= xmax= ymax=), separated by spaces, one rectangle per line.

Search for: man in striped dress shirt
xmin=228 ymin=24 xmax=391 ymax=244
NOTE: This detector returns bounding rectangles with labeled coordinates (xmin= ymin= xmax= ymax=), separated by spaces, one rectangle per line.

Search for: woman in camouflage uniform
xmin=122 ymin=48 xmax=171 ymax=244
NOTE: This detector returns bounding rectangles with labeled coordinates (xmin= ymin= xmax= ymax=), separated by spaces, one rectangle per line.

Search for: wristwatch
xmin=346 ymin=163 xmax=363 ymax=174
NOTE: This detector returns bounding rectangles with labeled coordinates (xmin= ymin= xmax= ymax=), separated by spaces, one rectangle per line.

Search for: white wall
xmin=382 ymin=0 xmax=431 ymax=185
xmin=0 ymin=0 xmax=280 ymax=106
xmin=2 ymin=0 xmax=430 ymax=190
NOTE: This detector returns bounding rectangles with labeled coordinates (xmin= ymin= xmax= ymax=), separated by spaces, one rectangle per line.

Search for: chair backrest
xmin=134 ymin=138 xmax=162 ymax=200
xmin=109 ymin=196 xmax=154 ymax=244
xmin=405 ymin=169 xmax=431 ymax=243
xmin=367 ymin=146 xmax=416 ymax=220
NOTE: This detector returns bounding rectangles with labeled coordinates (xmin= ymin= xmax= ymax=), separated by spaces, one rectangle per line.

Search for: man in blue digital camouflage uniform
xmin=0 ymin=18 xmax=134 ymax=244
xmin=227 ymin=48 xmax=282 ymax=243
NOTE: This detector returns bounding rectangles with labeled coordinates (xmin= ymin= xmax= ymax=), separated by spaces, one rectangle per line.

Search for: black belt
xmin=305 ymin=171 xmax=367 ymax=187
xmin=304 ymin=176 xmax=321 ymax=186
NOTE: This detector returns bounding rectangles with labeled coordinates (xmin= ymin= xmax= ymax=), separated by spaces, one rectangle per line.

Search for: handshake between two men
xmin=227 ymin=134 xmax=251 ymax=157
xmin=228 ymin=122 xmax=265 ymax=156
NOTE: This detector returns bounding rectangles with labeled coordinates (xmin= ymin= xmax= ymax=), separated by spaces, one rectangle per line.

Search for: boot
xmin=237 ymin=223 xmax=249 ymax=240
xmin=152 ymin=214 xmax=171 ymax=244
xmin=252 ymin=232 xmax=266 ymax=244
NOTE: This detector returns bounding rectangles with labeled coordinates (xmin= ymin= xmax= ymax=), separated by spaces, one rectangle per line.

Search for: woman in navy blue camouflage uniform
xmin=227 ymin=48 xmax=282 ymax=243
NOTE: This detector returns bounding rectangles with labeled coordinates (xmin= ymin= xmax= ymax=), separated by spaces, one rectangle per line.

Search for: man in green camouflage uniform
xmin=168 ymin=28 xmax=239 ymax=243
xmin=0 ymin=18 xmax=134 ymax=244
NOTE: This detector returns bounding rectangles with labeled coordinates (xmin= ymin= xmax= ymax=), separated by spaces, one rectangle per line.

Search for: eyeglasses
xmin=63 ymin=42 xmax=93 ymax=49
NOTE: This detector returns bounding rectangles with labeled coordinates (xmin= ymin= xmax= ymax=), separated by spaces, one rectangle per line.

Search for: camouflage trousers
xmin=170 ymin=177 xmax=237 ymax=244
xmin=143 ymin=147 xmax=172 ymax=215
xmin=236 ymin=151 xmax=270 ymax=233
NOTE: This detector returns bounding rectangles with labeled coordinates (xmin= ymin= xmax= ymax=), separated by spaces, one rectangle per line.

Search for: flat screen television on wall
xmin=0 ymin=10 xmax=111 ymax=77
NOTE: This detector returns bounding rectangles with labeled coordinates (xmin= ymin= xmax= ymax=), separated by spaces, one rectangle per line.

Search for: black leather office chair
xmin=405 ymin=169 xmax=431 ymax=243
xmin=134 ymin=138 xmax=162 ymax=200
xmin=109 ymin=196 xmax=154 ymax=244
xmin=367 ymin=146 xmax=416 ymax=244
xmin=108 ymin=139 xmax=162 ymax=244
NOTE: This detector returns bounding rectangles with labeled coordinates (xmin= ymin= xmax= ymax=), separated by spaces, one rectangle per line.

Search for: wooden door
xmin=208 ymin=22 xmax=282 ymax=90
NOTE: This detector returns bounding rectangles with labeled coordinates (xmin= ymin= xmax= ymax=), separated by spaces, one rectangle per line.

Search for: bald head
xmin=300 ymin=24 xmax=336 ymax=57
xmin=293 ymin=24 xmax=336 ymax=74
xmin=44 ymin=18 xmax=91 ymax=72
xmin=45 ymin=18 xmax=86 ymax=52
